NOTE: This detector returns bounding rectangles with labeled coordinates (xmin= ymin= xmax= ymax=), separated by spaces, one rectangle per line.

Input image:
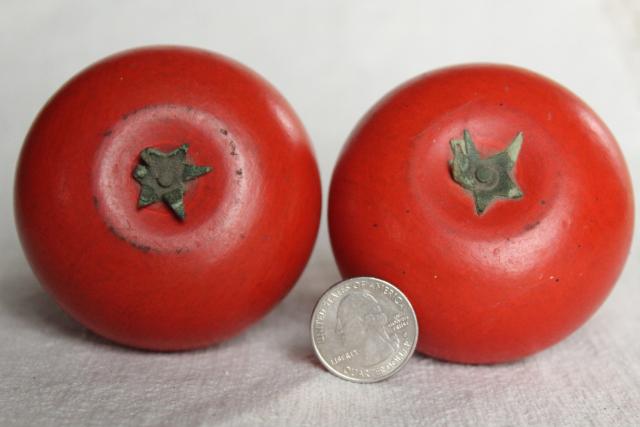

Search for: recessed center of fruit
xmin=133 ymin=144 xmax=212 ymax=220
xmin=475 ymin=166 xmax=496 ymax=184
xmin=449 ymin=129 xmax=524 ymax=214
xmin=157 ymin=165 xmax=176 ymax=188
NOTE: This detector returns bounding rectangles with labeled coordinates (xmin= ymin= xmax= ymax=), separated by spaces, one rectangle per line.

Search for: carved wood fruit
xmin=328 ymin=64 xmax=634 ymax=364
xmin=15 ymin=46 xmax=321 ymax=350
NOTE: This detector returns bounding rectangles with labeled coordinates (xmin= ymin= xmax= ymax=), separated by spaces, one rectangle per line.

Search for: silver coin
xmin=310 ymin=277 xmax=418 ymax=383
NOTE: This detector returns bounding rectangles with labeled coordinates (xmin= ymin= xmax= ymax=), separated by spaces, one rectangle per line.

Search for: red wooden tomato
xmin=329 ymin=64 xmax=634 ymax=364
xmin=15 ymin=46 xmax=321 ymax=350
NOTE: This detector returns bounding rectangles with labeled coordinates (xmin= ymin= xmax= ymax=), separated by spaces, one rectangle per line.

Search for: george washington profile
xmin=335 ymin=290 xmax=399 ymax=367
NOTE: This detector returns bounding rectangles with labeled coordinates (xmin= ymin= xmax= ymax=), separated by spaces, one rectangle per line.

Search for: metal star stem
xmin=449 ymin=130 xmax=523 ymax=214
xmin=133 ymin=144 xmax=212 ymax=220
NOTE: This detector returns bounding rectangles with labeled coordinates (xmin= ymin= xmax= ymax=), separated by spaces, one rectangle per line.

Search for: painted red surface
xmin=329 ymin=64 xmax=634 ymax=364
xmin=15 ymin=47 xmax=321 ymax=350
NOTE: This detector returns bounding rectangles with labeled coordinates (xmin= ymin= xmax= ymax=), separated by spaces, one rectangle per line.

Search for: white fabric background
xmin=1 ymin=1 xmax=639 ymax=425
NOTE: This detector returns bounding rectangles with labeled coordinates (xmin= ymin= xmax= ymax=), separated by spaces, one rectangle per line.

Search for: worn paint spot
xmin=108 ymin=224 xmax=154 ymax=253
xmin=132 ymin=243 xmax=151 ymax=253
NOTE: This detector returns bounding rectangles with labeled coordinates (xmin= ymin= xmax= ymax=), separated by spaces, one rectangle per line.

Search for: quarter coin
xmin=310 ymin=277 xmax=418 ymax=383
